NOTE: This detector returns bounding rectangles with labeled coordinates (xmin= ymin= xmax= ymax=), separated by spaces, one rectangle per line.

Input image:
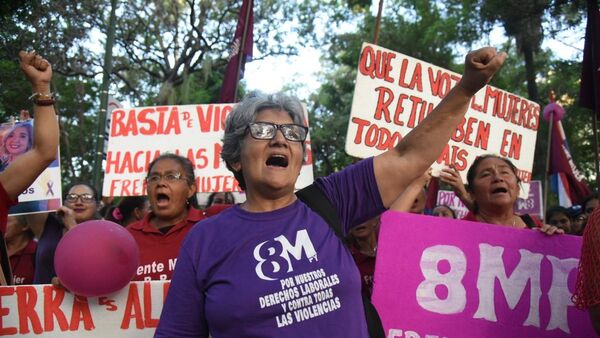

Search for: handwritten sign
xmin=346 ymin=43 xmax=539 ymax=197
xmin=103 ymin=104 xmax=314 ymax=196
xmin=0 ymin=281 xmax=168 ymax=337
xmin=372 ymin=211 xmax=592 ymax=337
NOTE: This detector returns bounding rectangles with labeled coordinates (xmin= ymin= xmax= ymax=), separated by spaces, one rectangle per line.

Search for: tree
xmin=309 ymin=0 xmax=480 ymax=177
xmin=0 ymin=0 xmax=329 ymax=184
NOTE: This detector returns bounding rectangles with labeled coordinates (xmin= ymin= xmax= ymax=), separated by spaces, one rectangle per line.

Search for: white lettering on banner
xmin=387 ymin=328 xmax=448 ymax=338
xmin=546 ymin=255 xmax=579 ymax=333
xmin=474 ymin=244 xmax=543 ymax=327
xmin=416 ymin=245 xmax=467 ymax=314
xmin=254 ymin=229 xmax=317 ymax=281
xmin=256 ymin=267 xmax=344 ymax=329
xmin=168 ymin=258 xmax=177 ymax=271
xmin=416 ymin=243 xmax=579 ymax=333
xmin=136 ymin=261 xmax=165 ymax=276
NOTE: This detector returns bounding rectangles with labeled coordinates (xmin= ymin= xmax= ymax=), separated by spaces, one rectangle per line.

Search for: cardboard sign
xmin=0 ymin=120 xmax=62 ymax=215
xmin=346 ymin=43 xmax=539 ymax=197
xmin=0 ymin=281 xmax=167 ymax=337
xmin=102 ymin=104 xmax=314 ymax=197
xmin=436 ymin=180 xmax=543 ymax=220
xmin=372 ymin=211 xmax=593 ymax=338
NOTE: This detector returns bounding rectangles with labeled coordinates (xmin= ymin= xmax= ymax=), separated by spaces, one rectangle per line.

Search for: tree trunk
xmin=523 ymin=43 xmax=540 ymax=103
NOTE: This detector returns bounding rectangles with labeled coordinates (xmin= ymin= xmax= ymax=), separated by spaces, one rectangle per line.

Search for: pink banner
xmin=372 ymin=211 xmax=593 ymax=338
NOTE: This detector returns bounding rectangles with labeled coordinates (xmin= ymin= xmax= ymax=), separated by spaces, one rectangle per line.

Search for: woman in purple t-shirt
xmin=156 ymin=48 xmax=507 ymax=337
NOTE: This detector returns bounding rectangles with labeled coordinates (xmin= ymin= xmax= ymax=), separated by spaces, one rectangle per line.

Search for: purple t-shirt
xmin=156 ymin=158 xmax=385 ymax=337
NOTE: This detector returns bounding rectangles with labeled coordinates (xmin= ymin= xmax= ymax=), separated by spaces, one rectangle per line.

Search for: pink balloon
xmin=54 ymin=220 xmax=139 ymax=297
xmin=542 ymin=102 xmax=566 ymax=121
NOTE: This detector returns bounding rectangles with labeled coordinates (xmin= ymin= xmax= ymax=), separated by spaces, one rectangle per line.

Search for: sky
xmin=244 ymin=22 xmax=586 ymax=102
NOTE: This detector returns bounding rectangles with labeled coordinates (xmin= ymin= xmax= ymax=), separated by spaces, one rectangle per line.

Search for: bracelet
xmin=28 ymin=92 xmax=56 ymax=106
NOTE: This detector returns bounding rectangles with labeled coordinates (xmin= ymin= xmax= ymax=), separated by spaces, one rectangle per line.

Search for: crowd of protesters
xmin=2 ymin=48 xmax=600 ymax=336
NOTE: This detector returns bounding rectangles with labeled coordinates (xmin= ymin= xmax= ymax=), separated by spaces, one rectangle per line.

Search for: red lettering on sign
xmin=398 ymin=59 xmax=423 ymax=92
xmin=374 ymin=86 xmax=394 ymax=123
xmin=195 ymin=175 xmax=242 ymax=193
xmin=0 ymin=287 xmax=17 ymax=335
xmin=358 ymin=46 xmax=395 ymax=83
xmin=436 ymin=145 xmax=468 ymax=170
xmin=105 ymin=150 xmax=162 ymax=175
xmin=43 ymin=286 xmax=68 ymax=332
xmin=500 ymin=130 xmax=522 ymax=160
xmin=213 ymin=143 xmax=223 ymax=169
xmin=69 ymin=296 xmax=95 ymax=331
xmin=196 ymin=105 xmax=230 ymax=133
xmin=406 ymin=96 xmax=434 ymax=128
xmin=121 ymin=284 xmax=144 ymax=329
xmin=428 ymin=68 xmax=460 ymax=98
xmin=143 ymin=283 xmax=159 ymax=328
xmin=350 ymin=118 xmax=402 ymax=150
xmin=451 ymin=117 xmax=490 ymax=150
xmin=163 ymin=282 xmax=171 ymax=303
xmin=304 ymin=141 xmax=313 ymax=165
xmin=16 ymin=286 xmax=42 ymax=334
xmin=110 ymin=107 xmax=182 ymax=136
xmin=99 ymin=297 xmax=118 ymax=312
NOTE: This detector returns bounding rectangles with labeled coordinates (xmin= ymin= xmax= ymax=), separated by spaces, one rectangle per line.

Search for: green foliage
xmin=0 ymin=0 xmax=327 ymax=188
xmin=309 ymin=0 xmax=476 ymax=177
xmin=0 ymin=0 xmax=596 ymax=198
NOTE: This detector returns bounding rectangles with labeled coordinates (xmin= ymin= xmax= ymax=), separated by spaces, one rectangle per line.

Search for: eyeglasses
xmin=247 ymin=122 xmax=308 ymax=142
xmin=145 ymin=172 xmax=186 ymax=184
xmin=65 ymin=193 xmax=95 ymax=203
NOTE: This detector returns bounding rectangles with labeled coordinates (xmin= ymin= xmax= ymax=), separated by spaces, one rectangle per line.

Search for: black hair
xmin=546 ymin=206 xmax=572 ymax=222
xmin=105 ymin=196 xmax=148 ymax=225
xmin=433 ymin=205 xmax=456 ymax=219
xmin=63 ymin=182 xmax=100 ymax=202
xmin=207 ymin=192 xmax=235 ymax=206
xmin=466 ymin=154 xmax=521 ymax=191
xmin=582 ymin=192 xmax=599 ymax=211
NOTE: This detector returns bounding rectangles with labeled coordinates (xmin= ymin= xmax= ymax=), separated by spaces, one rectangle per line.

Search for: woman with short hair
xmin=126 ymin=153 xmax=205 ymax=281
xmin=156 ymin=47 xmax=507 ymax=337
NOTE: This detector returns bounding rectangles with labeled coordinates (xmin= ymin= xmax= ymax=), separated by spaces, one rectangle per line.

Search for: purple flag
xmin=549 ymin=120 xmax=591 ymax=206
xmin=580 ymin=0 xmax=600 ymax=118
xmin=219 ymin=0 xmax=254 ymax=103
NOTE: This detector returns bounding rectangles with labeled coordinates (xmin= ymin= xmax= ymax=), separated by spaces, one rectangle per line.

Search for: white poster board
xmin=346 ymin=43 xmax=540 ymax=197
xmin=103 ymin=104 xmax=314 ymax=197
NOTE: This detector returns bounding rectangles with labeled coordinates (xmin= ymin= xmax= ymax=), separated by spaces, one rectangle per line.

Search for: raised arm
xmin=374 ymin=47 xmax=506 ymax=208
xmin=0 ymin=51 xmax=59 ymax=201
xmin=439 ymin=166 xmax=475 ymax=212
xmin=389 ymin=169 xmax=431 ymax=212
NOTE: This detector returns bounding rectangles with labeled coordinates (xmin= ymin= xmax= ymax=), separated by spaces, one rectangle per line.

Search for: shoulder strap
xmin=296 ymin=183 xmax=385 ymax=338
xmin=296 ymin=184 xmax=345 ymax=240
xmin=519 ymin=214 xmax=537 ymax=229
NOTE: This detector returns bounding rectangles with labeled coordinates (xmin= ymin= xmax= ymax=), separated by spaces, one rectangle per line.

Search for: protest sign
xmin=0 ymin=281 xmax=167 ymax=337
xmin=102 ymin=104 xmax=314 ymax=197
xmin=372 ymin=211 xmax=593 ymax=338
xmin=346 ymin=43 xmax=539 ymax=197
xmin=437 ymin=180 xmax=543 ymax=220
xmin=0 ymin=120 xmax=61 ymax=215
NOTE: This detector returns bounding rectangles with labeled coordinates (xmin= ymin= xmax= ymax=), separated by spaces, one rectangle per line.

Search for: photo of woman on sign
xmin=0 ymin=121 xmax=33 ymax=171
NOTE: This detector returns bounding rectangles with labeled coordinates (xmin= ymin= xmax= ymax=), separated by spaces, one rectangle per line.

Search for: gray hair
xmin=221 ymin=92 xmax=307 ymax=190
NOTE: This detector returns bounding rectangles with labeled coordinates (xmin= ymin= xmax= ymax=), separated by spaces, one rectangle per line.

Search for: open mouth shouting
xmin=491 ymin=187 xmax=508 ymax=195
xmin=266 ymin=154 xmax=289 ymax=168
xmin=155 ymin=192 xmax=171 ymax=209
